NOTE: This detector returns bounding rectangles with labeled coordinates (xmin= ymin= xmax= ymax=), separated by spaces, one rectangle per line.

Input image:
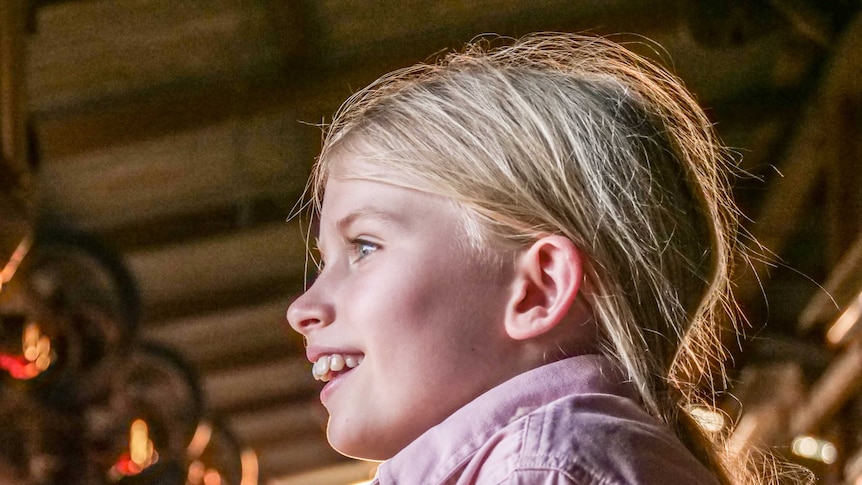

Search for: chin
xmin=327 ymin=430 xmax=396 ymax=462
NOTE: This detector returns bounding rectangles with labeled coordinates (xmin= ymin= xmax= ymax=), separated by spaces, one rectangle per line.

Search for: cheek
xmin=403 ymin=269 xmax=480 ymax=322
xmin=346 ymin=244 xmax=511 ymax=352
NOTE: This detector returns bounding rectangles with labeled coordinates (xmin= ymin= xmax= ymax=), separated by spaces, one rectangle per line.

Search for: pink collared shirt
xmin=372 ymin=354 xmax=721 ymax=485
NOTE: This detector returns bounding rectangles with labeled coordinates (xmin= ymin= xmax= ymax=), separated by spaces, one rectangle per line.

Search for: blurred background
xmin=1 ymin=0 xmax=861 ymax=484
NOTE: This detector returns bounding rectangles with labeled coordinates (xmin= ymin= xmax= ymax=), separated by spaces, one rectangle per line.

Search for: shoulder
xmin=469 ymin=392 xmax=720 ymax=485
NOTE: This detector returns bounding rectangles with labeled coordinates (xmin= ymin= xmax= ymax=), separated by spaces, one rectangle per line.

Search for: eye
xmin=351 ymin=239 xmax=379 ymax=262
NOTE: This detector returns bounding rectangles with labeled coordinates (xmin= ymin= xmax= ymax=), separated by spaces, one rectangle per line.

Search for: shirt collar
xmin=376 ymin=353 xmax=637 ymax=484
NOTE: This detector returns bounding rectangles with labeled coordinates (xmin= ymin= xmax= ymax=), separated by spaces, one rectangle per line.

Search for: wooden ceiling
xmin=2 ymin=0 xmax=862 ymax=483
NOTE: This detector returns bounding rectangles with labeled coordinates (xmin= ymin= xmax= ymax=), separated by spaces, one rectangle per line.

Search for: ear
xmin=505 ymin=235 xmax=583 ymax=341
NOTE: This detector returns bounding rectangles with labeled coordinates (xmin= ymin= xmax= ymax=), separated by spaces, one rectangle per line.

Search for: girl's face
xmin=287 ymin=159 xmax=523 ymax=460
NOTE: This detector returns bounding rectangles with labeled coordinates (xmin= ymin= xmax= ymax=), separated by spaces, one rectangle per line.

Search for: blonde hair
xmin=306 ymin=33 xmax=765 ymax=483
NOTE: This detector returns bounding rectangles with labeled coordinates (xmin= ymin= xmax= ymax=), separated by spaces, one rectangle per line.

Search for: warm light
xmin=112 ymin=453 xmax=142 ymax=478
xmin=793 ymin=436 xmax=818 ymax=456
xmin=827 ymin=290 xmax=862 ymax=345
xmin=0 ymin=353 xmax=30 ymax=379
xmin=272 ymin=460 xmax=379 ymax=485
xmin=130 ymin=419 xmax=150 ymax=466
xmin=688 ymin=406 xmax=726 ymax=433
xmin=240 ymin=448 xmax=259 ymax=485
xmin=0 ymin=236 xmax=32 ymax=293
xmin=822 ymin=442 xmax=838 ymax=464
xmin=24 ymin=361 xmax=39 ymax=378
xmin=35 ymin=353 xmax=50 ymax=371
xmin=23 ymin=323 xmax=40 ymax=361
xmin=0 ymin=322 xmax=54 ymax=380
xmin=187 ymin=422 xmax=213 ymax=460
xmin=121 ymin=418 xmax=158 ymax=476
xmin=203 ymin=469 xmax=222 ymax=485
xmin=9 ymin=322 xmax=55 ymax=379
xmin=187 ymin=460 xmax=205 ymax=485
xmin=792 ymin=435 xmax=837 ymax=464
xmin=108 ymin=421 xmax=159 ymax=480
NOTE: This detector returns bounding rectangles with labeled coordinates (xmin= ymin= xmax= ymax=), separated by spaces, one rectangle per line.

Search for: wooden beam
xmin=766 ymin=0 xmax=832 ymax=47
xmin=33 ymin=73 xmax=311 ymax=160
xmin=26 ymin=0 xmax=303 ymax=113
xmin=95 ymin=194 xmax=299 ymax=254
xmin=309 ymin=0 xmax=676 ymax=69
xmin=29 ymin=0 xmax=783 ymax=165
xmin=0 ymin=0 xmax=28 ymax=177
xmin=726 ymin=362 xmax=805 ymax=451
xmin=125 ymin=221 xmax=308 ymax=312
xmin=0 ymin=0 xmax=32 ymax=269
xmin=272 ymin=460 xmax=379 ymax=485
xmin=734 ymin=12 xmax=862 ymax=309
xmin=791 ymin=340 xmax=862 ymax=434
xmin=227 ymin=402 xmax=325 ymax=449
xmin=140 ymin=299 xmax=304 ymax=371
xmin=203 ymin=356 xmax=317 ymax=413
xmin=826 ymin=100 xmax=862 ymax=265
xmin=0 ymin=191 xmax=30 ymax=278
xmin=37 ymin=112 xmax=316 ymax=231
xmin=800 ymin=231 xmax=862 ymax=332
xmin=255 ymin=436 xmax=348 ymax=480
xmin=143 ymin=273 xmax=304 ymax=328
xmin=792 ymin=13 xmax=862 ymax=331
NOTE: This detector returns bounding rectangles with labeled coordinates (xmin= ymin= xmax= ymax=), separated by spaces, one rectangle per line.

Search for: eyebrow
xmin=313 ymin=207 xmax=412 ymax=248
xmin=334 ymin=207 xmax=409 ymax=233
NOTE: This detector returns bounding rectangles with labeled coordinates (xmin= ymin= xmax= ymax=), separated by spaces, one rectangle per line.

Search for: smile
xmin=312 ymin=353 xmax=364 ymax=382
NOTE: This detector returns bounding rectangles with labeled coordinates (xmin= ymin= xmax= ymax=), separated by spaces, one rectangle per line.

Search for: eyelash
xmin=312 ymin=239 xmax=378 ymax=277
xmin=350 ymin=239 xmax=379 ymax=262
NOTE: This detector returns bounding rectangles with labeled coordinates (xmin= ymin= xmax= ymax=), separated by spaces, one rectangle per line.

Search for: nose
xmin=286 ymin=282 xmax=334 ymax=335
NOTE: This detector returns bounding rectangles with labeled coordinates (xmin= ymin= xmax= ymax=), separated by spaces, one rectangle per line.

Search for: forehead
xmin=324 ymin=142 xmax=394 ymax=182
xmin=321 ymin=132 xmax=437 ymax=189
xmin=316 ymin=145 xmax=486 ymax=246
xmin=321 ymin=145 xmax=433 ymax=210
xmin=317 ymin=159 xmax=457 ymax=239
xmin=320 ymin=173 xmax=453 ymax=225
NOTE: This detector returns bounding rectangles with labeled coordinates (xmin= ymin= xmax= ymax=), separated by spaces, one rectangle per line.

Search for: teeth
xmin=313 ymin=355 xmax=331 ymax=380
xmin=312 ymin=353 xmax=363 ymax=382
xmin=330 ymin=354 xmax=344 ymax=372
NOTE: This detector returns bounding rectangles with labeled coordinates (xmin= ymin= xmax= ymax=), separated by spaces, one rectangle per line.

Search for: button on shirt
xmin=372 ymin=354 xmax=721 ymax=485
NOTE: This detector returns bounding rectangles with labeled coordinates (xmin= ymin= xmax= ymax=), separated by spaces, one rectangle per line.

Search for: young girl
xmin=287 ymin=33 xmax=766 ymax=484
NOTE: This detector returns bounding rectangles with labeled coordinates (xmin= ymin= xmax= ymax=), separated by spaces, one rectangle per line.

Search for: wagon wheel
xmin=0 ymin=225 xmax=139 ymax=409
